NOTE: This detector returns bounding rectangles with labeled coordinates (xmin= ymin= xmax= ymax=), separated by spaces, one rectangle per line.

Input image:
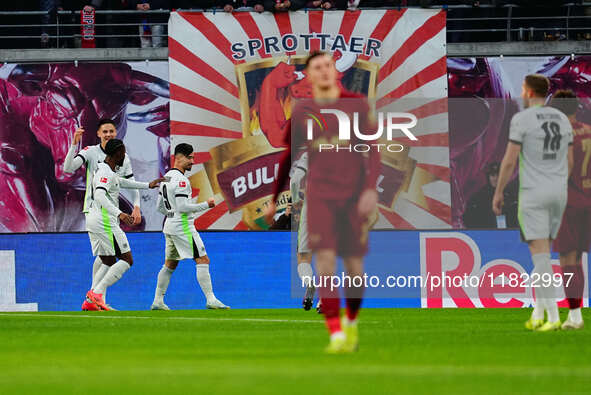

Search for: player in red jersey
xmin=551 ymin=90 xmax=590 ymax=330
xmin=266 ymin=51 xmax=381 ymax=353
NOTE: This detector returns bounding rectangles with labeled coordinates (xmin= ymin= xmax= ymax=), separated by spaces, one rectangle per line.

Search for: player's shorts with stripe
xmin=297 ymin=200 xmax=310 ymax=254
xmin=88 ymin=226 xmax=130 ymax=257
xmin=307 ymin=194 xmax=370 ymax=257
xmin=165 ymin=230 xmax=207 ymax=261
xmin=553 ymin=206 xmax=591 ymax=253
xmin=518 ymin=190 xmax=567 ymax=241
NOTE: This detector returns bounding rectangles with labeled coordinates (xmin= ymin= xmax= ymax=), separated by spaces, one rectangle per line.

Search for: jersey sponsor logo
xmin=179 ymin=181 xmax=186 ymax=187
xmin=100 ymin=177 xmax=108 ymax=183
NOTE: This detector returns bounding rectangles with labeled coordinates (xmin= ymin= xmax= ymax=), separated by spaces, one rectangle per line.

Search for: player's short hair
xmin=97 ymin=118 xmax=116 ymax=129
xmin=524 ymin=74 xmax=550 ymax=98
xmin=104 ymin=138 xmax=124 ymax=156
xmin=305 ymin=51 xmax=331 ymax=69
xmin=550 ymin=89 xmax=578 ymax=116
xmin=174 ymin=143 xmax=193 ymax=158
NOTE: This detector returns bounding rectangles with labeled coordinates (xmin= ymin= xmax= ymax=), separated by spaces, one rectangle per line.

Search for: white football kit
xmin=157 ymin=169 xmax=210 ymax=261
xmin=86 ymin=163 xmax=149 ymax=256
xmin=509 ymin=105 xmax=573 ymax=241
xmin=64 ymin=143 xmax=138 ymax=213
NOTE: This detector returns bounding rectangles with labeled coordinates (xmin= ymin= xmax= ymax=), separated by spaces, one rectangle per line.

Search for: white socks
xmin=196 ymin=264 xmax=215 ymax=303
xmin=94 ymin=260 xmax=131 ymax=295
xmin=91 ymin=257 xmax=110 ymax=303
xmin=154 ymin=265 xmax=174 ymax=303
xmin=297 ymin=262 xmax=314 ymax=287
xmin=568 ymin=308 xmax=583 ymax=324
xmin=532 ymin=253 xmax=559 ymax=323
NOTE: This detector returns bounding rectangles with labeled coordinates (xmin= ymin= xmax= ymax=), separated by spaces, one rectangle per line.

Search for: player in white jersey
xmin=290 ymin=152 xmax=317 ymax=311
xmin=63 ymin=119 xmax=143 ymax=310
xmin=493 ymin=74 xmax=574 ymax=332
xmin=85 ymin=139 xmax=163 ymax=310
xmin=151 ymin=143 xmax=229 ymax=310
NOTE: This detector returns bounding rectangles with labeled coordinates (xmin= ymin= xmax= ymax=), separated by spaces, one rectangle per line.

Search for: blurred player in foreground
xmin=550 ymin=90 xmax=590 ymax=330
xmin=267 ymin=52 xmax=380 ymax=353
xmin=493 ymin=74 xmax=573 ymax=331
xmin=63 ymin=119 xmax=143 ymax=310
xmin=151 ymin=143 xmax=229 ymax=310
xmin=85 ymin=139 xmax=163 ymax=310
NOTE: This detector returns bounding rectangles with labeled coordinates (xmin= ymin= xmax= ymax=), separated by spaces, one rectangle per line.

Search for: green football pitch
xmin=1 ymin=308 xmax=590 ymax=394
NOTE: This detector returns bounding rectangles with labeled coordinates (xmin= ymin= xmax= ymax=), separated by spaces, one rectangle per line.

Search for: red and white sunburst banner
xmin=168 ymin=9 xmax=450 ymax=230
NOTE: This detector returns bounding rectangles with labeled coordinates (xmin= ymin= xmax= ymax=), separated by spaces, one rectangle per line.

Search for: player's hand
xmin=254 ymin=4 xmax=264 ymax=12
xmin=207 ymin=197 xmax=215 ymax=208
xmin=119 ymin=212 xmax=134 ymax=226
xmin=148 ymin=177 xmax=166 ymax=189
xmin=73 ymin=128 xmax=84 ymax=145
xmin=492 ymin=192 xmax=504 ymax=216
xmin=358 ymin=189 xmax=378 ymax=217
xmin=264 ymin=201 xmax=277 ymax=226
xmin=131 ymin=206 xmax=141 ymax=225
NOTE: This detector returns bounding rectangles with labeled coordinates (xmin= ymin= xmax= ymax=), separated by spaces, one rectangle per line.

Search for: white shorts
xmin=165 ymin=230 xmax=207 ymax=261
xmin=297 ymin=200 xmax=310 ymax=254
xmin=518 ymin=190 xmax=567 ymax=241
xmin=88 ymin=227 xmax=130 ymax=257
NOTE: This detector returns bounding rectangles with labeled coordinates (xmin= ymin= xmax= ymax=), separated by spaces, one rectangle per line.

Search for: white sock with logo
xmin=154 ymin=265 xmax=174 ymax=304
xmin=94 ymin=260 xmax=131 ymax=295
xmin=196 ymin=264 xmax=215 ymax=303
xmin=532 ymin=253 xmax=559 ymax=323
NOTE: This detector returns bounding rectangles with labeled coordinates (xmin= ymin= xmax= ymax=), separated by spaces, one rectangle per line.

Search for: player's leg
xmin=299 ymin=252 xmax=315 ymax=310
xmin=195 ymin=255 xmax=229 ymax=309
xmin=316 ymin=248 xmax=345 ymax=352
xmin=519 ymin=198 xmax=558 ymax=330
xmin=151 ymin=234 xmax=181 ymax=310
xmin=528 ymin=238 xmax=561 ymax=331
xmin=560 ymin=251 xmax=584 ymax=329
xmin=342 ymin=255 xmax=364 ymax=352
xmin=90 ymin=230 xmax=133 ymax=310
xmin=553 ymin=206 xmax=585 ymax=329
xmin=151 ymin=259 xmax=178 ymax=311
xmin=297 ymin=201 xmax=315 ymax=310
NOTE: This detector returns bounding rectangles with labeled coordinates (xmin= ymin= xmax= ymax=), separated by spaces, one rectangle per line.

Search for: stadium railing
xmin=1 ymin=4 xmax=591 ymax=49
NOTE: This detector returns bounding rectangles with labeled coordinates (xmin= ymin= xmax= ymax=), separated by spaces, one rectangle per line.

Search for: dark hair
xmin=174 ymin=143 xmax=193 ymax=157
xmin=305 ymin=51 xmax=330 ymax=69
xmin=104 ymin=139 xmax=125 ymax=156
xmin=486 ymin=162 xmax=500 ymax=176
xmin=98 ymin=118 xmax=116 ymax=129
xmin=550 ymin=89 xmax=578 ymax=116
xmin=524 ymin=74 xmax=550 ymax=98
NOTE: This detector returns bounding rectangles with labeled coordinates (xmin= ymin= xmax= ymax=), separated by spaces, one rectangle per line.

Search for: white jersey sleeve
xmin=119 ymin=154 xmax=140 ymax=207
xmin=509 ymin=113 xmax=526 ymax=145
xmin=63 ymin=145 xmax=85 ymax=173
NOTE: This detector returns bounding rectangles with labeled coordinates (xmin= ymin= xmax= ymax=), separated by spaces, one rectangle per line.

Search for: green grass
xmin=0 ymin=308 xmax=590 ymax=394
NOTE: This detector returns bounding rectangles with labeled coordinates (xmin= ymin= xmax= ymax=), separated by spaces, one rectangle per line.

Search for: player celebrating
xmin=266 ymin=51 xmax=380 ymax=353
xmin=85 ymin=139 xmax=163 ymax=310
xmin=493 ymin=74 xmax=573 ymax=332
xmin=64 ymin=119 xmax=142 ymax=310
xmin=550 ymin=90 xmax=589 ymax=330
xmin=151 ymin=143 xmax=229 ymax=310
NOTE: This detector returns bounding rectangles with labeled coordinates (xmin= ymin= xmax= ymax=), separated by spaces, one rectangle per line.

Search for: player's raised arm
xmin=63 ymin=127 xmax=86 ymax=173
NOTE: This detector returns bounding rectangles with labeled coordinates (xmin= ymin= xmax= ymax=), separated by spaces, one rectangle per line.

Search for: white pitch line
xmin=0 ymin=313 xmax=324 ymax=324
xmin=0 ymin=312 xmax=380 ymax=324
